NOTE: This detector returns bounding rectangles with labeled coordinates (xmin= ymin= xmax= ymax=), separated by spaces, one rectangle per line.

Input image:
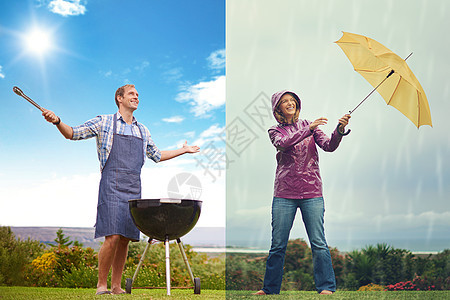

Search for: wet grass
xmin=226 ymin=290 xmax=450 ymax=299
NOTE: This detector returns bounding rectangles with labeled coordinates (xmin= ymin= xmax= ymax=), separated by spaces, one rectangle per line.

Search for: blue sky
xmin=0 ymin=0 xmax=225 ymax=228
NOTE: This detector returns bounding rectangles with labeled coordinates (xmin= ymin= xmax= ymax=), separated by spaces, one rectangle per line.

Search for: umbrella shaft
xmin=349 ymin=69 xmax=394 ymax=114
xmin=349 ymin=53 xmax=412 ymax=114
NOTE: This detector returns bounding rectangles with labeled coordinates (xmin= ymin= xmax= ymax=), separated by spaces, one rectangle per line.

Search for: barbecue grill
xmin=126 ymin=198 xmax=202 ymax=295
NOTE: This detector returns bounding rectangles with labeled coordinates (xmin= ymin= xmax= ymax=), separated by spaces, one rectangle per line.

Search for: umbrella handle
xmin=336 ymin=123 xmax=351 ymax=136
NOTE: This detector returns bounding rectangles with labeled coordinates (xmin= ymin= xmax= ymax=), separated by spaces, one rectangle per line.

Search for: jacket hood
xmin=271 ymin=90 xmax=302 ymax=123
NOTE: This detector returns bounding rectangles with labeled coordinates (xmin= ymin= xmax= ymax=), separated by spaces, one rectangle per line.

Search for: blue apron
xmin=94 ymin=114 xmax=144 ymax=241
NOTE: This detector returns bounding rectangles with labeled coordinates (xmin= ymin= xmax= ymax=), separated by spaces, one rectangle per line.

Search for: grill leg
xmin=126 ymin=238 xmax=152 ymax=294
xmin=177 ymin=238 xmax=201 ymax=294
xmin=165 ymin=237 xmax=171 ymax=296
xmin=176 ymin=238 xmax=195 ymax=283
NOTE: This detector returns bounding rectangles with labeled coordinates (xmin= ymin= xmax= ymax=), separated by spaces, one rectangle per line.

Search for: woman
xmin=255 ymin=90 xmax=350 ymax=295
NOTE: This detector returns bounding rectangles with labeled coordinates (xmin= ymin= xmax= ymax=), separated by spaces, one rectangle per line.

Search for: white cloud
xmin=163 ymin=67 xmax=183 ymax=82
xmin=101 ymin=70 xmax=112 ymax=77
xmin=176 ymin=75 xmax=225 ymax=117
xmin=48 ymin=0 xmax=86 ymax=17
xmin=162 ymin=116 xmax=184 ymax=123
xmin=200 ymin=124 xmax=223 ymax=138
xmin=99 ymin=60 xmax=148 ymax=79
xmin=0 ymin=66 xmax=4 ymax=79
xmin=135 ymin=60 xmax=149 ymax=72
xmin=184 ymin=131 xmax=196 ymax=139
xmin=192 ymin=124 xmax=225 ymax=148
xmin=207 ymin=49 xmax=225 ymax=70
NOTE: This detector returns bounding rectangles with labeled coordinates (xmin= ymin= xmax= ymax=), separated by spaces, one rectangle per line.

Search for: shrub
xmin=24 ymin=252 xmax=58 ymax=287
xmin=53 ymin=245 xmax=97 ymax=278
xmin=358 ymin=283 xmax=385 ymax=291
xmin=387 ymin=275 xmax=449 ymax=291
xmin=31 ymin=252 xmax=57 ymax=272
xmin=283 ymin=270 xmax=315 ymax=291
xmin=386 ymin=280 xmax=418 ymax=291
xmin=330 ymin=246 xmax=346 ymax=287
xmin=341 ymin=272 xmax=359 ymax=290
xmin=23 ymin=243 xmax=97 ymax=287
xmin=283 ymin=239 xmax=312 ymax=274
xmin=124 ymin=263 xmax=166 ymax=288
xmin=342 ymin=244 xmax=419 ymax=288
xmin=0 ymin=226 xmax=45 ymax=286
xmin=345 ymin=250 xmax=375 ymax=287
xmin=59 ymin=264 xmax=98 ymax=288
xmin=225 ymin=253 xmax=265 ymax=290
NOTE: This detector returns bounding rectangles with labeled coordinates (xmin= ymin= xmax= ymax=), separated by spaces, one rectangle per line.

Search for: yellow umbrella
xmin=335 ymin=32 xmax=432 ymax=134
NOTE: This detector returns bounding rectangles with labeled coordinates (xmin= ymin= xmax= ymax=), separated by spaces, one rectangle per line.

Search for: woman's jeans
xmin=262 ymin=197 xmax=336 ymax=294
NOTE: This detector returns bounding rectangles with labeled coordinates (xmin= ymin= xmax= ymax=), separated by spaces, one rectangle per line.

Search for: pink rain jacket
xmin=269 ymin=90 xmax=343 ymax=199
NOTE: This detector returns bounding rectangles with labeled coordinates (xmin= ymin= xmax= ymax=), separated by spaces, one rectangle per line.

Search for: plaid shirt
xmin=72 ymin=112 xmax=161 ymax=171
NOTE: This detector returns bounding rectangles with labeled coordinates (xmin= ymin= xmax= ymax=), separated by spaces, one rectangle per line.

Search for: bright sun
xmin=24 ymin=28 xmax=53 ymax=55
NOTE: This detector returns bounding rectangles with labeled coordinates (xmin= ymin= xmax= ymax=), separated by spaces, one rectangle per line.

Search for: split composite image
xmin=0 ymin=0 xmax=449 ymax=298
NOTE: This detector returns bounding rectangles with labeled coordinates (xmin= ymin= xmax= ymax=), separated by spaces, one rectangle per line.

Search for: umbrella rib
xmin=355 ymin=67 xmax=391 ymax=73
xmin=386 ymin=77 xmax=401 ymax=106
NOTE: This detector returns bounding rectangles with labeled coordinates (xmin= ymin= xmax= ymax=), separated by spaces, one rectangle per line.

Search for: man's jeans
xmin=262 ymin=197 xmax=336 ymax=294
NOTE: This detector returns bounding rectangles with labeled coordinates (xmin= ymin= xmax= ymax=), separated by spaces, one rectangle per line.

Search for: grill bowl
xmin=128 ymin=198 xmax=202 ymax=241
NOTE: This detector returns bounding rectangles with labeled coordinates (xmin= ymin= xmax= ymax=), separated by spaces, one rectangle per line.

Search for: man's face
xmin=118 ymin=87 xmax=139 ymax=111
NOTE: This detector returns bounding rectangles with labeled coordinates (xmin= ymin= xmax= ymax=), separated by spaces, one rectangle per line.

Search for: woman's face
xmin=278 ymin=93 xmax=297 ymax=121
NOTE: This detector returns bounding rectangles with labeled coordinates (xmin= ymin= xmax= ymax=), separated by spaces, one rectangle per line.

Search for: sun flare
xmin=24 ymin=28 xmax=53 ymax=55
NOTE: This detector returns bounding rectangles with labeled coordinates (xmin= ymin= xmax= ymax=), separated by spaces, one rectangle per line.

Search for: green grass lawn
xmin=1 ymin=288 xmax=449 ymax=299
xmin=0 ymin=287 xmax=224 ymax=299
xmin=226 ymin=290 xmax=450 ymax=299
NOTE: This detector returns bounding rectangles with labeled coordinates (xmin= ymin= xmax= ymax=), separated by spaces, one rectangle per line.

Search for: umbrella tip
xmin=404 ymin=52 xmax=413 ymax=61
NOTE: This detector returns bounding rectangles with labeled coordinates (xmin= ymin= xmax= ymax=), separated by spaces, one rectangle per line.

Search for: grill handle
xmin=160 ymin=198 xmax=182 ymax=204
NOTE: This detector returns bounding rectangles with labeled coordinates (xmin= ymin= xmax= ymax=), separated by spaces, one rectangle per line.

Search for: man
xmin=42 ymin=84 xmax=199 ymax=295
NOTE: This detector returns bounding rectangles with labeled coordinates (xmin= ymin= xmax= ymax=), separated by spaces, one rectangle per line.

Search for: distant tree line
xmin=226 ymin=238 xmax=450 ymax=291
xmin=0 ymin=226 xmax=224 ymax=289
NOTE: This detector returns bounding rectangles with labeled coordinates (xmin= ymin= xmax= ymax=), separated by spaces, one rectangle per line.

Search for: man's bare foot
xmin=252 ymin=290 xmax=267 ymax=295
xmin=96 ymin=285 xmax=110 ymax=295
xmin=320 ymin=290 xmax=333 ymax=295
xmin=111 ymin=287 xmax=126 ymax=295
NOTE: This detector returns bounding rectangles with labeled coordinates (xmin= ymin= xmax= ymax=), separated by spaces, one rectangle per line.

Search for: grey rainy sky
xmin=226 ymin=0 xmax=450 ymax=252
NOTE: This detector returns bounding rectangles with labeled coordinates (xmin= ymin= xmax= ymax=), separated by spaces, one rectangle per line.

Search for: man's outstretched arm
xmin=42 ymin=109 xmax=73 ymax=139
xmin=160 ymin=141 xmax=199 ymax=161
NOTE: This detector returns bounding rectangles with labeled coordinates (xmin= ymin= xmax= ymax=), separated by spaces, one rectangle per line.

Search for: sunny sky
xmin=0 ymin=0 xmax=225 ymax=228
xmin=226 ymin=0 xmax=450 ymax=252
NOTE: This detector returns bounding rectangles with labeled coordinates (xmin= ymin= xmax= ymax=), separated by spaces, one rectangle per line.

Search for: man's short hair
xmin=115 ymin=84 xmax=135 ymax=108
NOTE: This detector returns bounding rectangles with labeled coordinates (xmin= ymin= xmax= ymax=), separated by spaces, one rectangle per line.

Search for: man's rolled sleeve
xmin=141 ymin=126 xmax=161 ymax=162
xmin=146 ymin=140 xmax=162 ymax=163
xmin=71 ymin=116 xmax=102 ymax=140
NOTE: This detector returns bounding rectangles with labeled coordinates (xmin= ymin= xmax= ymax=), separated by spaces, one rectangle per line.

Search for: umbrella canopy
xmin=335 ymin=32 xmax=432 ymax=128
